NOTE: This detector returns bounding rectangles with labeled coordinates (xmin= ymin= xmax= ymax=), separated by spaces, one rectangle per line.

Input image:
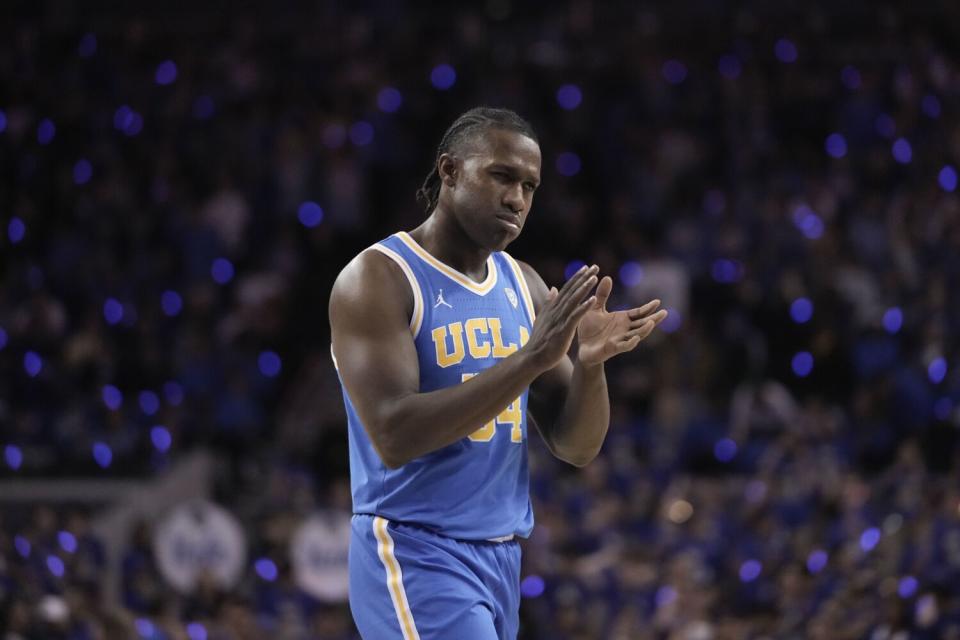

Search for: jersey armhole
xmin=500 ymin=252 xmax=537 ymax=325
xmin=367 ymin=244 xmax=425 ymax=339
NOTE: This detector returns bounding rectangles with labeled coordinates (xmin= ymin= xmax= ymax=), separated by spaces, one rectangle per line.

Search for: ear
xmin=437 ymin=153 xmax=458 ymax=188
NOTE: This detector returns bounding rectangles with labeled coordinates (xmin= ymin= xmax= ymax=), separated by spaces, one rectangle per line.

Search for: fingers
xmin=628 ymin=308 xmax=669 ymax=330
xmin=594 ymin=276 xmax=613 ymax=310
xmin=627 ymin=299 xmax=661 ymax=320
xmin=546 ymin=286 xmax=558 ymax=303
xmin=551 ymin=264 xmax=599 ymax=315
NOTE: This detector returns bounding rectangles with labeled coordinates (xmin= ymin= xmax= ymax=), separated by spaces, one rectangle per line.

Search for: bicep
xmin=330 ymin=253 xmax=420 ymax=434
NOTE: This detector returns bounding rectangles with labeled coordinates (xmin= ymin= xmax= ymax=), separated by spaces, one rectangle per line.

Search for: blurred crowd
xmin=2 ymin=1 xmax=960 ymax=638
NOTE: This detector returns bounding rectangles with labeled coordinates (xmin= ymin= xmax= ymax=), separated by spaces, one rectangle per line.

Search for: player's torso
xmin=343 ymin=231 xmax=537 ymax=540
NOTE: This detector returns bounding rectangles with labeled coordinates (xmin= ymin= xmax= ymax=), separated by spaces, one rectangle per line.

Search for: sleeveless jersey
xmin=338 ymin=231 xmax=537 ymax=541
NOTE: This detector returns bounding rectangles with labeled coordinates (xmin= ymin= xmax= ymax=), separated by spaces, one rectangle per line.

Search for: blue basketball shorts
xmin=349 ymin=514 xmax=522 ymax=640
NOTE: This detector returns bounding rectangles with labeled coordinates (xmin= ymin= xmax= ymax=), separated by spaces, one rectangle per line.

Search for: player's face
xmin=452 ymin=129 xmax=541 ymax=251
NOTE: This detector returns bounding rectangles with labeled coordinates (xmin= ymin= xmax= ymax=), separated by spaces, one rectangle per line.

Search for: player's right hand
xmin=523 ymin=264 xmax=599 ymax=373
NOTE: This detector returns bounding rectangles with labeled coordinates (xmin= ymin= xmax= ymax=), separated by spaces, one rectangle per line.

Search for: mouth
xmin=495 ymin=214 xmax=521 ymax=232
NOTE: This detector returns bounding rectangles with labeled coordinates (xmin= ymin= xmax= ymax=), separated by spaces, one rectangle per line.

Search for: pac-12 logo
xmin=504 ymin=288 xmax=518 ymax=309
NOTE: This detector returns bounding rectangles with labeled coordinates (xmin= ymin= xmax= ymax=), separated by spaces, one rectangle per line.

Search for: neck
xmin=409 ymin=206 xmax=490 ymax=282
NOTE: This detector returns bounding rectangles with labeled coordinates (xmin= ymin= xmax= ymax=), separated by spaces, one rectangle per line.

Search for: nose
xmin=502 ymin=183 xmax=524 ymax=213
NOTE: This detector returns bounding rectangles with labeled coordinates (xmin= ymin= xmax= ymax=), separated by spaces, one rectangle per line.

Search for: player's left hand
xmin=576 ymin=275 xmax=668 ymax=366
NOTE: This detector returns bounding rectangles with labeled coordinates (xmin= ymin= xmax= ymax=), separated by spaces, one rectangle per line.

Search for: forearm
xmin=545 ymin=361 xmax=610 ymax=467
xmin=376 ymin=351 xmax=543 ymax=467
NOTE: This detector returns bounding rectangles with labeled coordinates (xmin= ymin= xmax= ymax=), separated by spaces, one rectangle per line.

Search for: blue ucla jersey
xmin=338 ymin=231 xmax=537 ymax=541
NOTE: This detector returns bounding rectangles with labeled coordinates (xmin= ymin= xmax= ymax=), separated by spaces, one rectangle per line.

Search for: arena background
xmin=2 ymin=1 xmax=959 ymax=638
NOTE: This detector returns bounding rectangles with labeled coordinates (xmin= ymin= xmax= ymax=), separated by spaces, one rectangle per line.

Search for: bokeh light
xmin=892 ymin=138 xmax=912 ymax=164
xmin=58 ymin=531 xmax=77 ymax=554
xmin=211 ymin=258 xmax=234 ymax=284
xmin=921 ymin=94 xmax=941 ymax=118
xmin=660 ymin=308 xmax=682 ymax=334
xmin=377 ymin=87 xmax=403 ymax=113
xmin=792 ymin=351 xmax=814 ymax=377
xmin=619 ymin=261 xmax=644 ymax=287
xmin=155 ymin=60 xmax=178 ymax=85
xmin=882 ymin=307 xmax=903 ymax=334
xmin=520 ymin=575 xmax=546 ymax=598
xmin=790 ymin=298 xmax=813 ymax=323
xmin=8 ymin=217 xmax=25 ymax=244
xmin=564 ymin=260 xmax=586 ymax=280
xmin=258 ymin=351 xmax=282 ymax=378
xmin=711 ymin=259 xmax=742 ymax=283
xmin=73 ymin=159 xmax=93 ymax=185
xmin=151 ymin=426 xmax=172 ymax=453
xmin=774 ymin=38 xmax=798 ymax=63
xmin=6 ymin=445 xmax=23 ymax=470
xmin=662 ymin=60 xmax=687 ymax=84
xmin=0 ymin=326 xmax=6 ymax=350
xmin=825 ymin=133 xmax=847 ymax=158
xmin=806 ymin=550 xmax=828 ymax=573
xmin=186 ymin=623 xmax=207 ymax=640
xmin=655 ymin=586 xmax=677 ymax=608
xmin=298 ymin=201 xmax=324 ymax=227
xmin=714 ymin=438 xmax=737 ymax=462
xmin=898 ymin=576 xmax=918 ymax=598
xmin=14 ymin=535 xmax=30 ymax=558
xmin=739 ymin=559 xmax=762 ymax=582
xmin=939 ymin=165 xmax=957 ymax=192
xmin=430 ymin=64 xmax=456 ymax=90
xmin=92 ymin=442 xmax=113 ymax=468
xmin=102 ymin=385 xmax=123 ymax=411
xmin=37 ymin=118 xmax=56 ymax=145
xmin=103 ymin=298 xmax=123 ymax=325
xmin=24 ymin=351 xmax=43 ymax=377
xmin=254 ymin=558 xmax=278 ymax=581
xmin=556 ymin=152 xmax=581 ymax=177
xmin=161 ymin=290 xmax=182 ymax=317
xmin=859 ymin=527 xmax=881 ymax=552
xmin=556 ymin=84 xmax=582 ymax=110
xmin=927 ymin=357 xmax=947 ymax=384
xmin=47 ymin=555 xmax=65 ymax=577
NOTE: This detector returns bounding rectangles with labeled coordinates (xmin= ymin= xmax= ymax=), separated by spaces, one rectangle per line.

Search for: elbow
xmin=561 ymin=450 xmax=599 ymax=468
xmin=367 ymin=416 xmax=413 ymax=470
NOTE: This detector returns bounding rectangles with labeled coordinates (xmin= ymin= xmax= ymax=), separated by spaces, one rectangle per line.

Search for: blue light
xmin=139 ymin=391 xmax=160 ymax=416
xmin=928 ymin=357 xmax=947 ymax=384
xmin=921 ymin=95 xmax=941 ymax=119
xmin=739 ymin=559 xmax=762 ymax=582
xmin=934 ymin=397 xmax=953 ymax=421
xmin=898 ymin=576 xmax=918 ymax=598
xmin=114 ymin=106 xmax=134 ymax=131
xmin=78 ymin=33 xmax=97 ymax=57
xmin=163 ymin=381 xmax=184 ymax=406
xmin=564 ymin=260 xmax=586 ymax=280
xmin=0 ymin=326 xmax=6 ymax=349
xmin=186 ymin=623 xmax=207 ymax=640
xmin=14 ymin=535 xmax=30 ymax=558
xmin=0 ymin=109 xmax=6 ymax=133
xmin=619 ymin=261 xmax=644 ymax=287
xmin=5 ymin=445 xmax=23 ymax=470
xmin=655 ymin=586 xmax=676 ymax=607
xmin=298 ymin=201 xmax=324 ymax=227
xmin=430 ymin=64 xmax=456 ymax=90
xmin=825 ymin=133 xmax=847 ymax=159
xmin=155 ymin=60 xmax=178 ymax=85
xmin=792 ymin=205 xmax=824 ymax=240
xmin=792 ymin=351 xmax=814 ymax=377
xmin=377 ymin=87 xmax=403 ymax=113
xmin=161 ymin=290 xmax=182 ymax=317
xmin=211 ymin=258 xmax=234 ymax=284
xmin=714 ymin=438 xmax=737 ymax=462
xmin=841 ymin=65 xmax=861 ymax=89
xmin=892 ymin=138 xmax=912 ymax=164
xmin=774 ymin=38 xmax=798 ymax=63
xmin=556 ymin=84 xmax=582 ymax=110
xmin=556 ymin=152 xmax=581 ymax=177
xmin=192 ymin=96 xmax=215 ymax=120
xmin=102 ymin=385 xmax=123 ymax=411
xmin=24 ymin=351 xmax=42 ymax=377
xmin=859 ymin=527 xmax=881 ymax=552
xmin=790 ymin=298 xmax=813 ymax=323
xmin=47 ymin=555 xmax=65 ymax=577
xmin=660 ymin=308 xmax=682 ymax=334
xmin=718 ymin=54 xmax=742 ymax=79
xmin=135 ymin=619 xmax=156 ymax=638
xmin=806 ymin=549 xmax=828 ymax=573
xmin=103 ymin=298 xmax=123 ymax=325
xmin=349 ymin=121 xmax=374 ymax=146
xmin=882 ymin=307 xmax=903 ymax=334
xmin=37 ymin=119 xmax=56 ymax=145
xmin=151 ymin=426 xmax=172 ymax=453
xmin=711 ymin=259 xmax=742 ymax=283
xmin=520 ymin=575 xmax=545 ymax=598
xmin=92 ymin=442 xmax=113 ymax=469
xmin=258 ymin=351 xmax=282 ymax=378
xmin=254 ymin=558 xmax=278 ymax=581
xmin=661 ymin=59 xmax=687 ymax=84
xmin=8 ymin=217 xmax=25 ymax=243
xmin=58 ymin=531 xmax=78 ymax=554
xmin=73 ymin=159 xmax=93 ymax=185
xmin=875 ymin=114 xmax=896 ymax=138
xmin=939 ymin=166 xmax=957 ymax=192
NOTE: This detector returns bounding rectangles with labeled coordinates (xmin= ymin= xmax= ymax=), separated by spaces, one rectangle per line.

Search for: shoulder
xmin=329 ymin=243 xmax=413 ymax=326
xmin=512 ymin=258 xmax=550 ymax=313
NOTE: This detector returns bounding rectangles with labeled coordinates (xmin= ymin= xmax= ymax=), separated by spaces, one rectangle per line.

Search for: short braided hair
xmin=416 ymin=107 xmax=538 ymax=213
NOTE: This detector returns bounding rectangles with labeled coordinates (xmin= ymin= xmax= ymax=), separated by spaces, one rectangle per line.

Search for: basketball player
xmin=329 ymin=107 xmax=667 ymax=639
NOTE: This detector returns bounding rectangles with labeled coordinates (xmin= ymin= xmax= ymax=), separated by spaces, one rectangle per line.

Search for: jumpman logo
xmin=434 ymin=289 xmax=453 ymax=309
